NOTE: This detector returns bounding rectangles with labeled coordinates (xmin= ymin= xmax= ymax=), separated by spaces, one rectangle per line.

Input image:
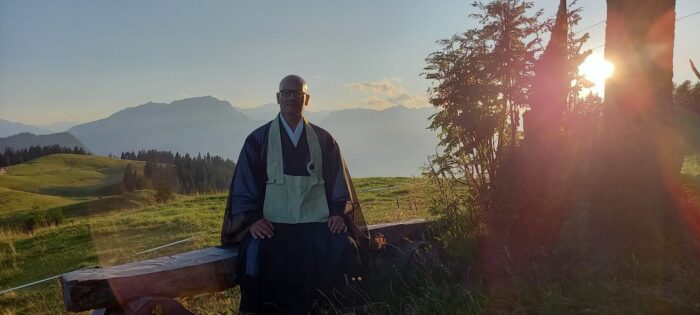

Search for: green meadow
xmin=4 ymin=153 xmax=696 ymax=314
xmin=0 ymin=154 xmax=143 ymax=198
xmin=0 ymin=187 xmax=75 ymax=217
xmin=0 ymin=154 xmax=433 ymax=314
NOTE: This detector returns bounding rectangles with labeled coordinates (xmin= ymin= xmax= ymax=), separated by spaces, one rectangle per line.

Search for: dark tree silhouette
xmin=690 ymin=59 xmax=700 ymax=80
xmin=0 ymin=145 xmax=88 ymax=167
xmin=595 ymin=0 xmax=682 ymax=253
xmin=119 ymin=150 xmax=235 ymax=195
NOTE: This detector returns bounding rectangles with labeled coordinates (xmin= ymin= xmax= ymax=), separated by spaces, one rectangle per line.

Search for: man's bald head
xmin=277 ymin=74 xmax=311 ymax=121
xmin=278 ymin=75 xmax=309 ymax=93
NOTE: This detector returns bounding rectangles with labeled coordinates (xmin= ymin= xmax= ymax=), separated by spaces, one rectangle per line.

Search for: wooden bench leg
xmin=125 ymin=296 xmax=192 ymax=315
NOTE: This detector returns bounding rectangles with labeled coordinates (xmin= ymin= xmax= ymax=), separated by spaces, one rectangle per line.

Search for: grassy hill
xmin=0 ymin=154 xmax=435 ymax=313
xmin=0 ymin=193 xmax=225 ymax=314
xmin=0 ymin=154 xmax=143 ymax=197
xmin=0 ymin=175 xmax=434 ymax=314
xmin=3 ymin=154 xmax=697 ymax=314
xmin=0 ymin=154 xmax=147 ymax=231
xmin=0 ymin=187 xmax=74 ymax=215
xmin=0 ymin=190 xmax=160 ymax=231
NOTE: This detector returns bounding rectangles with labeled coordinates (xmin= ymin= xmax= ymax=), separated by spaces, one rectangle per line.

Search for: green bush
xmin=44 ymin=208 xmax=64 ymax=226
xmin=23 ymin=216 xmax=36 ymax=233
xmin=21 ymin=209 xmax=64 ymax=233
xmin=155 ymin=183 xmax=174 ymax=203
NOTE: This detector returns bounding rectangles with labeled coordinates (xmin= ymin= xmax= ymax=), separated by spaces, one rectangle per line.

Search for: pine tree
xmin=123 ymin=164 xmax=135 ymax=191
xmin=144 ymin=160 xmax=155 ymax=178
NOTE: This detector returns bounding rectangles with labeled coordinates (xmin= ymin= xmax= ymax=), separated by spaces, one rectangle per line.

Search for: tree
xmin=144 ymin=160 xmax=156 ymax=178
xmin=154 ymin=181 xmax=174 ymax=203
xmin=424 ymin=0 xmax=545 ymax=213
xmin=674 ymin=80 xmax=700 ymax=115
xmin=691 ymin=59 xmax=700 ymax=80
xmin=674 ymin=80 xmax=700 ymax=153
xmin=595 ymin=0 xmax=679 ymax=248
xmin=603 ymin=0 xmax=677 ymax=168
xmin=123 ymin=164 xmax=135 ymax=191
xmin=0 ymin=145 xmax=88 ymax=167
xmin=534 ymin=0 xmax=594 ymax=137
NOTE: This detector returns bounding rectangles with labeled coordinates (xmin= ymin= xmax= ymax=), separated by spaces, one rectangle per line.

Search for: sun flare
xmin=579 ymin=55 xmax=614 ymax=94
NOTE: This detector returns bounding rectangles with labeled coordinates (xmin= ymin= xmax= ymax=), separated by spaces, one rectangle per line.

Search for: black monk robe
xmin=220 ymin=116 xmax=369 ymax=314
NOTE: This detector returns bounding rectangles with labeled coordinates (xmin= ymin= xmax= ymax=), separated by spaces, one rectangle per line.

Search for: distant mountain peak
xmin=102 ymin=96 xmax=241 ymax=121
xmin=170 ymin=96 xmax=232 ymax=109
xmin=109 ymin=101 xmax=168 ymax=118
xmin=0 ymin=132 xmax=85 ymax=151
xmin=172 ymin=95 xmax=220 ymax=103
xmin=0 ymin=118 xmax=52 ymax=137
xmin=183 ymin=95 xmax=218 ymax=101
xmin=64 ymin=97 xmax=439 ymax=176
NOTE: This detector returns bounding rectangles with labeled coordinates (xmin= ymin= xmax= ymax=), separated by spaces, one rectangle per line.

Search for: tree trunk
xmin=598 ymin=0 xmax=678 ymax=253
xmin=604 ymin=0 xmax=675 ymax=112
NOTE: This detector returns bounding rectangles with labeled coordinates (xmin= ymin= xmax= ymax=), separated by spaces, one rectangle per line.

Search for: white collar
xmin=279 ymin=114 xmax=304 ymax=148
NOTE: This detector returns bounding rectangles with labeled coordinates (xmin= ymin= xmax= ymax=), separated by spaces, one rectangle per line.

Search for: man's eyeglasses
xmin=279 ymin=89 xmax=307 ymax=98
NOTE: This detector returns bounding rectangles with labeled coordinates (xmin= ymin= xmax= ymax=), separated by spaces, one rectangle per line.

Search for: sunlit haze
xmin=579 ymin=54 xmax=615 ymax=95
xmin=0 ymin=0 xmax=698 ymax=125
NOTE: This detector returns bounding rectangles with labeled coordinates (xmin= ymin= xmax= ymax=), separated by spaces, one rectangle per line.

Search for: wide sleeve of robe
xmin=221 ymin=128 xmax=267 ymax=246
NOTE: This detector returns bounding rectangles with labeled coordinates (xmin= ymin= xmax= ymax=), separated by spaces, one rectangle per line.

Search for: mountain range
xmin=68 ymin=97 xmax=259 ymax=161
xmin=0 ymin=119 xmax=51 ymax=138
xmin=0 ymin=119 xmax=80 ymax=138
xmin=0 ymin=132 xmax=85 ymax=151
xmin=239 ymin=103 xmax=333 ymax=123
xmin=2 ymin=96 xmax=439 ymax=176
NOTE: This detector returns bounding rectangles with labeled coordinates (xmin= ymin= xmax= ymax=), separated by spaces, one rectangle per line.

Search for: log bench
xmin=60 ymin=219 xmax=429 ymax=314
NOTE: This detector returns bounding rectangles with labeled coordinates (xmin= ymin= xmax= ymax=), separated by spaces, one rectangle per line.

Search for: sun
xmin=579 ymin=55 xmax=615 ymax=94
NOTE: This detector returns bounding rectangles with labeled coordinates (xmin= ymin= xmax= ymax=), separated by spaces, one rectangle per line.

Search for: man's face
xmin=276 ymin=77 xmax=310 ymax=117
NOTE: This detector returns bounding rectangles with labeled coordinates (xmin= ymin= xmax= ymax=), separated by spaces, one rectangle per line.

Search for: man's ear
xmin=304 ymin=94 xmax=311 ymax=106
xmin=276 ymin=92 xmax=281 ymax=104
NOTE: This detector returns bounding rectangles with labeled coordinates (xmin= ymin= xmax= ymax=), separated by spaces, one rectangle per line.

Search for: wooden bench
xmin=60 ymin=219 xmax=428 ymax=314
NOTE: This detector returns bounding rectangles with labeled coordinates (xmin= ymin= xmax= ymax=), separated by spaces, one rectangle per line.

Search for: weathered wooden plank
xmin=61 ymin=246 xmax=238 ymax=312
xmin=61 ymin=219 xmax=428 ymax=313
xmin=368 ymin=219 xmax=428 ymax=245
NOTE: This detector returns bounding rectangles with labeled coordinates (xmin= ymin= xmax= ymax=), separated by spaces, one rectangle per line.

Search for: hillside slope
xmin=0 ymin=154 xmax=143 ymax=197
xmin=0 ymin=132 xmax=86 ymax=151
xmin=0 ymin=186 xmax=75 ymax=214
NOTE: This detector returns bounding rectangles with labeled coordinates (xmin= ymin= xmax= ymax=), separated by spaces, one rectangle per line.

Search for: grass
xmin=0 ymin=190 xmax=160 ymax=231
xmin=0 ymin=154 xmax=143 ymax=197
xmin=354 ymin=177 xmax=436 ymax=223
xmin=682 ymin=154 xmax=700 ymax=177
xmin=0 ymin=173 xmax=433 ymax=314
xmin=470 ymin=154 xmax=700 ymax=314
xmin=3 ymin=153 xmax=700 ymax=314
xmin=0 ymin=153 xmax=149 ymax=232
xmin=3 ymin=153 xmax=699 ymax=314
xmin=0 ymin=193 xmax=227 ymax=314
xmin=0 ymin=187 xmax=75 ymax=215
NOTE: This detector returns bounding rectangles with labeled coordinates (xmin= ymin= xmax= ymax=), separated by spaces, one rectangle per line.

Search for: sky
xmin=1 ymin=0 xmax=699 ymax=125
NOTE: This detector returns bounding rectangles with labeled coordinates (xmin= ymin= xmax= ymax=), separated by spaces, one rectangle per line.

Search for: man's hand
xmin=250 ymin=218 xmax=274 ymax=239
xmin=328 ymin=215 xmax=347 ymax=234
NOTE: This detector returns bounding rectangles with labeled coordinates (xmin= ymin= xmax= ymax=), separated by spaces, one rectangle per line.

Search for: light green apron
xmin=263 ymin=115 xmax=330 ymax=224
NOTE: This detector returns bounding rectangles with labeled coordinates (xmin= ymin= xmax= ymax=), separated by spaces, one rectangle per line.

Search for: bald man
xmin=221 ymin=75 xmax=368 ymax=314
